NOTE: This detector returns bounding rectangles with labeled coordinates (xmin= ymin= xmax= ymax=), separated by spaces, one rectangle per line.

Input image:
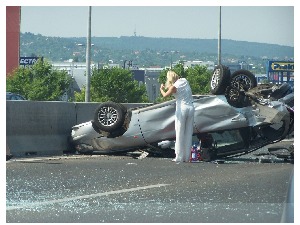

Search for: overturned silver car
xmin=70 ymin=65 xmax=294 ymax=161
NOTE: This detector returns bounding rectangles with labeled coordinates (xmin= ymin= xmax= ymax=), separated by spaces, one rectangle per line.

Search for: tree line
xmin=6 ymin=59 xmax=212 ymax=103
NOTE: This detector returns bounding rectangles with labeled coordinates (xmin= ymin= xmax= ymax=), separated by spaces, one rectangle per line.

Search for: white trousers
xmin=174 ymin=103 xmax=195 ymax=162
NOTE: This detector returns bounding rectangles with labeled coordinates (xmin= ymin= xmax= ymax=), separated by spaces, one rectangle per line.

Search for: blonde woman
xmin=160 ymin=70 xmax=195 ymax=163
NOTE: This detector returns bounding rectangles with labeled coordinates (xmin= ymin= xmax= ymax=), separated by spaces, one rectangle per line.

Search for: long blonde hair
xmin=165 ymin=70 xmax=179 ymax=88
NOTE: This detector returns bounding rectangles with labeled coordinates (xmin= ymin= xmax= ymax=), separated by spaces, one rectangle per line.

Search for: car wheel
xmin=93 ymin=102 xmax=126 ymax=132
xmin=230 ymin=69 xmax=257 ymax=91
xmin=210 ymin=64 xmax=231 ymax=95
xmin=225 ymin=70 xmax=257 ymax=108
xmin=225 ymin=86 xmax=252 ymax=108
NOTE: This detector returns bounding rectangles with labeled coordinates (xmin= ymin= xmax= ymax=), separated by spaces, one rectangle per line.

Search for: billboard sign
xmin=268 ymin=61 xmax=294 ymax=72
xmin=19 ymin=57 xmax=42 ymax=67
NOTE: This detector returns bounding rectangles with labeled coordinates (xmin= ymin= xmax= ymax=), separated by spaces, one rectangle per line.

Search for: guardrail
xmin=6 ymin=101 xmax=150 ymax=157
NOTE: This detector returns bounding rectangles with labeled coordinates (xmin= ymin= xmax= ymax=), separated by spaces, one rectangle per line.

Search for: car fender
xmin=91 ymin=110 xmax=147 ymax=151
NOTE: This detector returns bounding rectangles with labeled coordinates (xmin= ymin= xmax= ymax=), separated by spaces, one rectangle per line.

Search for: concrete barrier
xmin=6 ymin=101 xmax=150 ymax=157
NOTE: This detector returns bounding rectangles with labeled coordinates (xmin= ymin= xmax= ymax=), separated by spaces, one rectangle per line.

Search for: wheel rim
xmin=211 ymin=68 xmax=221 ymax=89
xmin=97 ymin=106 xmax=118 ymax=127
xmin=231 ymin=75 xmax=253 ymax=91
xmin=228 ymin=88 xmax=240 ymax=102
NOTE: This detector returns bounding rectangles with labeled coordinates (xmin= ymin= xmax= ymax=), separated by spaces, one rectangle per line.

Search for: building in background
xmin=224 ymin=62 xmax=251 ymax=74
xmin=51 ymin=61 xmax=164 ymax=102
xmin=182 ymin=60 xmax=215 ymax=70
xmin=6 ymin=6 xmax=21 ymax=76
xmin=144 ymin=68 xmax=163 ymax=102
xmin=52 ymin=60 xmax=89 ymax=92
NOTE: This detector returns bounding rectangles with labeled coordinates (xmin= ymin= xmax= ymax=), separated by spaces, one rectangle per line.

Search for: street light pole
xmin=170 ymin=50 xmax=179 ymax=69
xmin=85 ymin=6 xmax=92 ymax=102
xmin=170 ymin=51 xmax=173 ymax=69
xmin=218 ymin=6 xmax=222 ymax=65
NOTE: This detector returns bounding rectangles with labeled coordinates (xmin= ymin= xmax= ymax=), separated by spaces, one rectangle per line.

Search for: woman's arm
xmin=160 ymin=84 xmax=176 ymax=98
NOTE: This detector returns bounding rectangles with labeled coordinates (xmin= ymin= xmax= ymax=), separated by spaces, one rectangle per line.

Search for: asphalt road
xmin=6 ymin=149 xmax=293 ymax=223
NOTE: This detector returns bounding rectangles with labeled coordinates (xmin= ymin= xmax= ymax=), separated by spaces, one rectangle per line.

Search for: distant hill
xmin=88 ymin=36 xmax=294 ymax=58
xmin=20 ymin=32 xmax=294 ymax=67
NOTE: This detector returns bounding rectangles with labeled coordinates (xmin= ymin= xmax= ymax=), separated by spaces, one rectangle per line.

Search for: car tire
xmin=93 ymin=102 xmax=126 ymax=132
xmin=225 ymin=86 xmax=252 ymax=108
xmin=230 ymin=69 xmax=257 ymax=91
xmin=225 ymin=70 xmax=257 ymax=108
xmin=210 ymin=64 xmax=231 ymax=95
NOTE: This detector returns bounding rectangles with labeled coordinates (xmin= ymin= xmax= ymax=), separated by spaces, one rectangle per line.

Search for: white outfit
xmin=173 ymin=78 xmax=195 ymax=162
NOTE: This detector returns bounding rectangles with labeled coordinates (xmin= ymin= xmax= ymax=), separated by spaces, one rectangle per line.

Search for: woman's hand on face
xmin=160 ymin=84 xmax=165 ymax=89
xmin=161 ymin=85 xmax=176 ymax=97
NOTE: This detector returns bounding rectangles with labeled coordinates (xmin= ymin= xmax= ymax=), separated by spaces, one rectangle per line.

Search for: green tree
xmin=157 ymin=64 xmax=211 ymax=102
xmin=6 ymin=59 xmax=72 ymax=101
xmin=74 ymin=67 xmax=149 ymax=103
xmin=186 ymin=65 xmax=211 ymax=94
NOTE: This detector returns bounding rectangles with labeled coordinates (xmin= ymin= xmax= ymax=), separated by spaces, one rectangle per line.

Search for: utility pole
xmin=218 ymin=6 xmax=222 ymax=65
xmin=171 ymin=51 xmax=174 ymax=69
xmin=85 ymin=6 xmax=92 ymax=102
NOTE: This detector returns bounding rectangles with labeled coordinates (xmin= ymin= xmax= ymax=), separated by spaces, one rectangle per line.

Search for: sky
xmin=18 ymin=4 xmax=295 ymax=47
